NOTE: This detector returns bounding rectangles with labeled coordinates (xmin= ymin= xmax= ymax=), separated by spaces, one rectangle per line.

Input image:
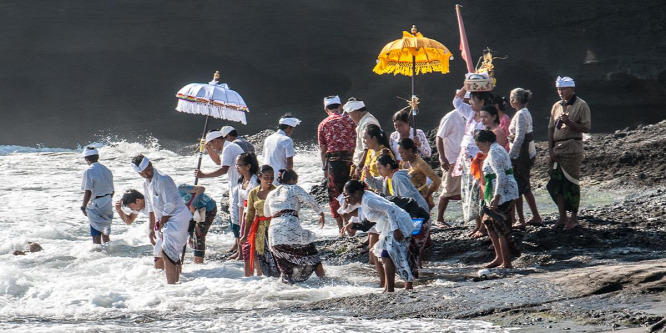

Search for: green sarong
xmin=547 ymin=163 xmax=580 ymax=212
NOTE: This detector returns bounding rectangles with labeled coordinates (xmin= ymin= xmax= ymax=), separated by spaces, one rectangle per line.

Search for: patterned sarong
xmin=271 ymin=243 xmax=322 ymax=284
xmin=547 ymin=152 xmax=582 ymax=213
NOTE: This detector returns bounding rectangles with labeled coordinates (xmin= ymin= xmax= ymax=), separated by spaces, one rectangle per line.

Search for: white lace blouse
xmin=482 ymin=143 xmax=520 ymax=205
xmin=264 ymin=184 xmax=324 ymax=246
xmin=508 ymin=108 xmax=536 ymax=159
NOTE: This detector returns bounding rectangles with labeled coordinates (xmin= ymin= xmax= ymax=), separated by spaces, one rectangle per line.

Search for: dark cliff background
xmin=1 ymin=0 xmax=665 ymax=147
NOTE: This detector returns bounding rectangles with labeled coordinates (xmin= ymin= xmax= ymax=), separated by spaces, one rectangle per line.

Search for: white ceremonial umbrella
xmin=175 ymin=71 xmax=249 ymax=184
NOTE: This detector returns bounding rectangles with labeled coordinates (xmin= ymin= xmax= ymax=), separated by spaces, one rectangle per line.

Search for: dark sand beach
xmin=302 ymin=120 xmax=666 ymax=332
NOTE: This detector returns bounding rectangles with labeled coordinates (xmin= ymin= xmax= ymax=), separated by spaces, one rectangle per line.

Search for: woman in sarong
xmin=397 ymin=138 xmax=441 ymax=210
xmin=508 ymin=88 xmax=543 ymax=228
xmin=240 ymin=165 xmax=279 ymax=277
xmin=389 ymin=109 xmax=431 ymax=163
xmin=475 ymin=130 xmax=521 ymax=269
xmin=265 ymin=169 xmax=326 ymax=284
xmin=342 ymin=180 xmax=417 ymax=292
xmin=235 ymin=153 xmax=261 ymax=275
xmin=453 ymin=88 xmax=494 ymax=238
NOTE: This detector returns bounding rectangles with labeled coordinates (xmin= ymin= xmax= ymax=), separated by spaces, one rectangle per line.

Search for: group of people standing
xmin=79 ymin=74 xmax=590 ymax=290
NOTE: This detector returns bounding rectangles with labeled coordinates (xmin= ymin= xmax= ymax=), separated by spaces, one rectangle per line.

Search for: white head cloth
xmin=219 ymin=126 xmax=235 ymax=137
xmin=343 ymin=99 xmax=365 ymax=113
xmin=205 ymin=130 xmax=224 ymax=144
xmin=279 ymin=117 xmax=301 ymax=127
xmin=324 ymin=95 xmax=341 ymax=108
xmin=132 ymin=156 xmax=150 ymax=172
xmin=556 ymin=76 xmax=575 ymax=88
xmin=82 ymin=146 xmax=98 ymax=157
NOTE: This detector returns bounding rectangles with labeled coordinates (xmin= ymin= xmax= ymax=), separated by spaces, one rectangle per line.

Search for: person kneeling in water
xmin=129 ymin=155 xmax=192 ymax=284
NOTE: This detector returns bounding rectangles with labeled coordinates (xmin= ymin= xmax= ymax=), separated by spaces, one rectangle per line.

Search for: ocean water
xmin=0 ymin=140 xmax=508 ymax=332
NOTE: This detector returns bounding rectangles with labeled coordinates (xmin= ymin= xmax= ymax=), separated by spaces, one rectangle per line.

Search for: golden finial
xmin=213 ymin=71 xmax=220 ymax=82
xmin=411 ymin=25 xmax=418 ymax=35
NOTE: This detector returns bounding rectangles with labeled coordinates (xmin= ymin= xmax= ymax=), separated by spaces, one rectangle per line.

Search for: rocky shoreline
xmin=303 ymin=120 xmax=666 ymax=332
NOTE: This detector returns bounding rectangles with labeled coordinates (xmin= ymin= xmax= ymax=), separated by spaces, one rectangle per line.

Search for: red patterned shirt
xmin=318 ymin=113 xmax=356 ymax=153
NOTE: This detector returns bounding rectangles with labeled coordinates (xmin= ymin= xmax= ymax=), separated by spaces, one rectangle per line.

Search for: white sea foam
xmin=0 ymin=140 xmax=509 ymax=332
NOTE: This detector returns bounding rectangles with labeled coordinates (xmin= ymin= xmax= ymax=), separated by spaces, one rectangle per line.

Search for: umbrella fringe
xmin=373 ymin=60 xmax=450 ymax=76
xmin=176 ymin=100 xmax=247 ymax=124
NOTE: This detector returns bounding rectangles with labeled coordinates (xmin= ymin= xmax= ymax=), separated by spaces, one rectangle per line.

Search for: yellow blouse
xmin=401 ymin=156 xmax=442 ymax=198
xmin=245 ymin=184 xmax=276 ymax=223
xmin=361 ymin=146 xmax=394 ymax=180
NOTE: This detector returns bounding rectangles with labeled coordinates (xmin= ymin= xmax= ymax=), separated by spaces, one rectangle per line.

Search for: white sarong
xmin=159 ymin=208 xmax=192 ymax=263
xmin=86 ymin=195 xmax=113 ymax=235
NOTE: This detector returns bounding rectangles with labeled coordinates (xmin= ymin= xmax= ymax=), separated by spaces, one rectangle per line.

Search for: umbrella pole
xmin=194 ymin=115 xmax=210 ymax=185
xmin=411 ymin=55 xmax=417 ymax=137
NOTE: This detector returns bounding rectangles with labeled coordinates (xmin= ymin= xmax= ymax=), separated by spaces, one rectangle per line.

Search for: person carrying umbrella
xmin=195 ymin=129 xmax=245 ymax=257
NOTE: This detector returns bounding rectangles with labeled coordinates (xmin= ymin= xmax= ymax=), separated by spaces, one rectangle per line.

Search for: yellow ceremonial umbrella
xmin=373 ymin=25 xmax=453 ymax=135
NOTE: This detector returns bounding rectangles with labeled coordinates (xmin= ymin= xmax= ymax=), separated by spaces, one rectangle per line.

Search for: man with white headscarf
xmin=262 ymin=113 xmax=300 ymax=185
xmin=195 ymin=128 xmax=245 ymax=256
xmin=80 ymin=146 xmax=114 ymax=244
xmin=343 ymin=97 xmax=380 ymax=179
xmin=318 ymin=95 xmax=357 ymax=232
xmin=132 ymin=154 xmax=192 ymax=284
xmin=547 ymin=76 xmax=591 ymax=231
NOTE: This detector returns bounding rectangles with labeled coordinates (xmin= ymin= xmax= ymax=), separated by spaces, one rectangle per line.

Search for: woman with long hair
xmin=235 ymin=153 xmax=260 ymax=274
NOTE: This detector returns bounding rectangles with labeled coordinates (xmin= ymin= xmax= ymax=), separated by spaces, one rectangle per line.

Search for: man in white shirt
xmin=434 ymin=92 xmax=467 ymax=227
xmin=343 ymin=98 xmax=380 ymax=179
xmin=132 ymin=155 xmax=192 ymax=284
xmin=81 ymin=146 xmax=115 ymax=244
xmin=195 ymin=129 xmax=245 ymax=254
xmin=262 ymin=114 xmax=300 ymax=184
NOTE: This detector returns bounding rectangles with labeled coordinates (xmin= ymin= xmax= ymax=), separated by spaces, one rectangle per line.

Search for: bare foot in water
xmin=485 ymin=259 xmax=501 ymax=268
xmin=526 ymin=218 xmax=544 ymax=227
xmin=563 ymin=216 xmax=580 ymax=230
xmin=499 ymin=263 xmax=513 ymax=269
xmin=512 ymin=223 xmax=526 ymax=230
xmin=551 ymin=217 xmax=567 ymax=230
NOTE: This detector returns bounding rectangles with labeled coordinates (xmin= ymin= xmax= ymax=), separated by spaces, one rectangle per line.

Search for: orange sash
xmin=248 ymin=215 xmax=271 ymax=272
xmin=470 ymin=152 xmax=487 ymax=194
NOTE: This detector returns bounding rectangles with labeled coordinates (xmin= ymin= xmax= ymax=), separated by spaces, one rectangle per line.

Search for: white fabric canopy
xmin=175 ymin=81 xmax=249 ymax=124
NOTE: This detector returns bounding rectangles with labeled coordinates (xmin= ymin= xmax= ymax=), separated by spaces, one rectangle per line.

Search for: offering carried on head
xmin=464 ymin=73 xmax=494 ymax=92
